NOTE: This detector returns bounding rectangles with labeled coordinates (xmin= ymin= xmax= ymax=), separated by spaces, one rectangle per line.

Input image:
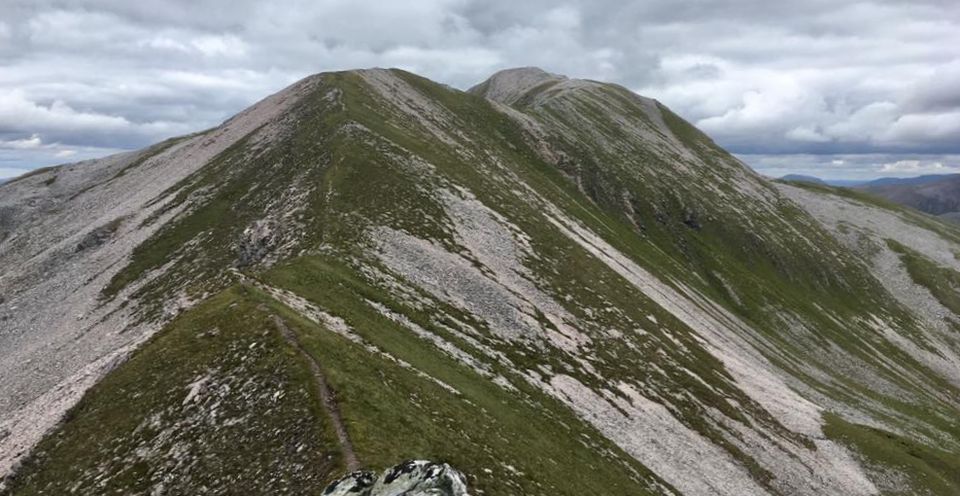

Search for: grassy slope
xmin=887 ymin=239 xmax=960 ymax=316
xmin=773 ymin=184 xmax=960 ymax=494
xmin=4 ymin=281 xmax=672 ymax=495
xmin=362 ymin=72 xmax=960 ymax=493
xmin=315 ymin=71 xmax=796 ymax=485
xmin=479 ymin=76 xmax=960 ymax=457
xmin=824 ymin=413 xmax=960 ymax=495
xmin=261 ymin=262 xmax=673 ymax=495
xmin=3 ymin=286 xmax=343 ymax=495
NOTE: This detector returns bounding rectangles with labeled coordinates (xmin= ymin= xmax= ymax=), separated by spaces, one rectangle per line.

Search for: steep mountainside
xmin=2 ymin=67 xmax=960 ymax=495
xmin=856 ymin=174 xmax=960 ymax=221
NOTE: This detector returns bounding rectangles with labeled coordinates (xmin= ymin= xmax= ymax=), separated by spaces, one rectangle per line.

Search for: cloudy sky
xmin=1 ymin=0 xmax=958 ymax=180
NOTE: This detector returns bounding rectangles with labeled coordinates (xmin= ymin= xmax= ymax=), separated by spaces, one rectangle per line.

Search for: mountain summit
xmin=468 ymin=66 xmax=566 ymax=103
xmin=2 ymin=68 xmax=960 ymax=495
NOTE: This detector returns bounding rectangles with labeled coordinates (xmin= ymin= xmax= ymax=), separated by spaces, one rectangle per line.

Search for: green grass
xmin=824 ymin=413 xmax=960 ymax=495
xmin=887 ymin=239 xmax=960 ymax=315
xmin=258 ymin=273 xmax=672 ymax=495
xmin=3 ymin=286 xmax=342 ymax=495
xmin=261 ymin=253 xmax=672 ymax=492
xmin=6 ymin=279 xmax=674 ymax=495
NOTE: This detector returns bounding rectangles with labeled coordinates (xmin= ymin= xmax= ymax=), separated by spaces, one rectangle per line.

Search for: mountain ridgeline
xmin=857 ymin=174 xmax=960 ymax=222
xmin=780 ymin=173 xmax=960 ymax=223
xmin=2 ymin=67 xmax=960 ymax=495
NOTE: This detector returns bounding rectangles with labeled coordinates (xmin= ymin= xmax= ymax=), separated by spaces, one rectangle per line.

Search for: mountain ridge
xmin=2 ymin=67 xmax=960 ymax=495
xmin=856 ymin=174 xmax=960 ymax=221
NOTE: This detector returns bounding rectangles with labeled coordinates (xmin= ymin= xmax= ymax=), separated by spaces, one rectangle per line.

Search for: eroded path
xmin=270 ymin=314 xmax=361 ymax=471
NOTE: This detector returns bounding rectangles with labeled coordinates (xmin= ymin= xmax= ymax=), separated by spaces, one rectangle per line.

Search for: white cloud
xmin=0 ymin=134 xmax=43 ymax=149
xmin=741 ymin=153 xmax=960 ymax=180
xmin=785 ymin=126 xmax=829 ymax=143
xmin=824 ymin=102 xmax=898 ymax=143
xmin=0 ymin=89 xmax=130 ymax=134
xmin=880 ymin=111 xmax=960 ymax=145
xmin=542 ymin=6 xmax=581 ymax=30
xmin=190 ymin=34 xmax=248 ymax=58
xmin=880 ymin=159 xmax=960 ymax=174
xmin=140 ymin=36 xmax=191 ymax=52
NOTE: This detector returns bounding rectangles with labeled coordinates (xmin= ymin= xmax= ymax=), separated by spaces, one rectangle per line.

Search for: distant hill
xmin=779 ymin=174 xmax=826 ymax=185
xmin=861 ymin=174 xmax=960 ymax=188
xmin=778 ymin=174 xmax=870 ymax=187
xmin=824 ymin=178 xmax=870 ymax=187
xmin=856 ymin=174 xmax=960 ymax=221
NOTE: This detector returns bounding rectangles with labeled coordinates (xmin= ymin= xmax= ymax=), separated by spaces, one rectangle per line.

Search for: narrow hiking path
xmin=270 ymin=314 xmax=361 ymax=471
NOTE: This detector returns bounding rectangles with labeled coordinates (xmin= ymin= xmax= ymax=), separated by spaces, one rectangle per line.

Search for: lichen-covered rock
xmin=323 ymin=460 xmax=469 ymax=496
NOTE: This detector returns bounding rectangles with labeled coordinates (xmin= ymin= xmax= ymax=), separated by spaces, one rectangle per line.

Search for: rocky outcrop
xmin=75 ymin=217 xmax=124 ymax=252
xmin=323 ymin=461 xmax=469 ymax=496
xmin=236 ymin=219 xmax=280 ymax=266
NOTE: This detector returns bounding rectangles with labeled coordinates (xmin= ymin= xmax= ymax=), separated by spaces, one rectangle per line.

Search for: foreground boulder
xmin=323 ymin=460 xmax=469 ymax=496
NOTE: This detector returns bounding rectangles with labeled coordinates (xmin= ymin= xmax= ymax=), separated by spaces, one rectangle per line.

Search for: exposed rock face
xmin=236 ymin=219 xmax=280 ymax=266
xmin=323 ymin=461 xmax=469 ymax=496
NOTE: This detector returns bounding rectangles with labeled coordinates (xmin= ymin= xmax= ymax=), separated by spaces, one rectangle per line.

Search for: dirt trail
xmin=270 ymin=314 xmax=360 ymax=471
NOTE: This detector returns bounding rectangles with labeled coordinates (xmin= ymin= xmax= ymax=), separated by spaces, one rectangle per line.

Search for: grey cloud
xmin=0 ymin=0 xmax=957 ymax=179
